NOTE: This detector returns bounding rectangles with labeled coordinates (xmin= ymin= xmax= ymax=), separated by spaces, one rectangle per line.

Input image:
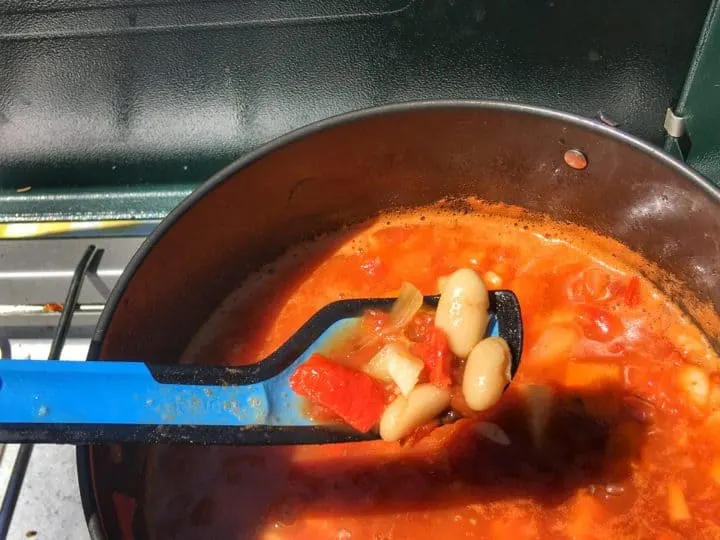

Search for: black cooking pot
xmin=78 ymin=101 xmax=720 ymax=539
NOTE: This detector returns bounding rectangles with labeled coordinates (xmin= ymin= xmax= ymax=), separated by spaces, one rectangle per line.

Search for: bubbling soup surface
xmin=146 ymin=203 xmax=720 ymax=540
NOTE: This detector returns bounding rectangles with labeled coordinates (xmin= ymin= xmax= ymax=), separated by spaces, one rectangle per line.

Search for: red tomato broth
xmin=146 ymin=207 xmax=720 ymax=540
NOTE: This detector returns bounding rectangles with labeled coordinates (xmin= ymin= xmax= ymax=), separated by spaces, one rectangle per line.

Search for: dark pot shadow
xmin=145 ymin=381 xmax=650 ymax=539
xmin=267 ymin=382 xmax=647 ymax=516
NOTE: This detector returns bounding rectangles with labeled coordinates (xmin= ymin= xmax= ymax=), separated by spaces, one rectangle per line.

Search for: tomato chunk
xmin=411 ymin=326 xmax=453 ymax=388
xmin=576 ymin=305 xmax=624 ymax=342
xmin=289 ymin=353 xmax=386 ymax=432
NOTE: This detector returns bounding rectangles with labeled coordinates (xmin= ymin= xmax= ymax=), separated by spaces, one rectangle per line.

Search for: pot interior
xmin=82 ymin=103 xmax=720 ymax=539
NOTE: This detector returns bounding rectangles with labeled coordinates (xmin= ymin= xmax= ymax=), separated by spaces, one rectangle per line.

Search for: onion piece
xmin=473 ymin=421 xmax=511 ymax=446
xmin=353 ymin=282 xmax=424 ymax=352
xmin=364 ymin=343 xmax=424 ymax=396
xmin=389 ymin=282 xmax=424 ymax=329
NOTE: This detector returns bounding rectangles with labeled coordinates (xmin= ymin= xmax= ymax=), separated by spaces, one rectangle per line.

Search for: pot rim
xmin=76 ymin=99 xmax=720 ymax=539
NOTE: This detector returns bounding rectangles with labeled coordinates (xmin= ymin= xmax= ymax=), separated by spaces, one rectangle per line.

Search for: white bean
xmin=434 ymin=268 xmax=489 ymax=358
xmin=462 ymin=337 xmax=512 ymax=411
xmin=379 ymin=383 xmax=451 ymax=442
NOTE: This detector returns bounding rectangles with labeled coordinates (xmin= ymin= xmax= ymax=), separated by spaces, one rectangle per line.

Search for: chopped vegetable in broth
xmin=146 ymin=207 xmax=720 ymax=540
xmin=288 ymin=270 xmax=509 ymax=440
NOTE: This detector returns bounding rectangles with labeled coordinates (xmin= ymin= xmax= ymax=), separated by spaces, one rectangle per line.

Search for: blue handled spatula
xmin=0 ymin=292 xmax=522 ymax=446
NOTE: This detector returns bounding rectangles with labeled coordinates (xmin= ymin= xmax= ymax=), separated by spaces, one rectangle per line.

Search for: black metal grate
xmin=0 ymin=245 xmax=101 ymax=539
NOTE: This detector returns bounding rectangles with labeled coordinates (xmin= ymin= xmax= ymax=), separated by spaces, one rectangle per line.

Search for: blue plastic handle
xmin=0 ymin=318 xmax=363 ymax=428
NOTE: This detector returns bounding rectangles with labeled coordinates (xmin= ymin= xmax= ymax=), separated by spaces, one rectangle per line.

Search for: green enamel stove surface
xmin=0 ymin=0 xmax=716 ymax=223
